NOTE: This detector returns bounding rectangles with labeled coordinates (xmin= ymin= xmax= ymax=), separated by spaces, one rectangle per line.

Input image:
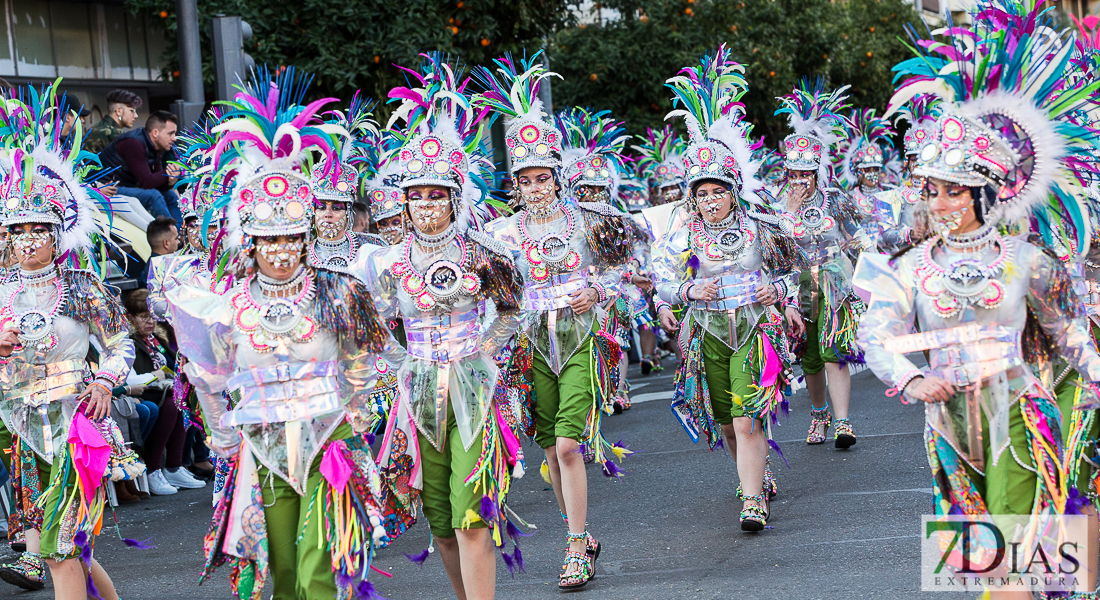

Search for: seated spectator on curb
xmin=99 ymin=111 xmax=182 ymax=223
xmin=121 ymin=290 xmax=206 ymax=496
xmin=85 ymin=89 xmax=142 ymax=153
xmin=138 ymin=216 xmax=179 ymax=287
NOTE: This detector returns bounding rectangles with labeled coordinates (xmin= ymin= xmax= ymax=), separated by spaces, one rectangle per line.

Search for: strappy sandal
xmin=9 ymin=530 xmax=25 ymax=553
xmin=834 ymin=418 xmax=857 ymax=449
xmin=585 ymin=531 xmax=601 ymax=561
xmin=559 ymin=534 xmax=595 ymax=591
xmin=763 ymin=461 xmax=778 ymax=500
xmin=806 ymin=407 xmax=832 ymax=445
xmin=739 ymin=490 xmax=769 ymax=533
xmin=0 ymin=552 xmax=46 ymax=590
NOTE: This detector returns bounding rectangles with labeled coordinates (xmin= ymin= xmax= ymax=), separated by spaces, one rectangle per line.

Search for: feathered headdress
xmin=892 ymin=93 xmax=942 ymax=156
xmin=312 ymin=91 xmax=379 ymax=204
xmin=890 ymin=0 xmax=1100 ymax=252
xmin=356 ymin=129 xmax=404 ymax=222
xmin=472 ymin=51 xmax=563 ymax=175
xmin=633 ymin=125 xmax=688 ymax=190
xmin=174 ymin=109 xmax=227 ymax=225
xmin=664 ymin=44 xmax=764 ymax=205
xmin=210 ymin=67 xmax=343 ymax=249
xmin=839 ymin=108 xmax=895 ymax=185
xmin=387 ymin=53 xmax=493 ymax=233
xmin=775 ymin=78 xmax=850 ymax=183
xmin=0 ymin=83 xmax=111 ymax=263
xmin=556 ymin=107 xmax=630 ymax=198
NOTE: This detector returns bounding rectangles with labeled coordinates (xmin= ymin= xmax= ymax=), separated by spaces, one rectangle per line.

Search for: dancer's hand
xmin=631 ymin=274 xmax=654 ymax=293
xmin=904 ymin=376 xmax=955 ymax=403
xmin=688 ymin=279 xmax=719 ymax=302
xmin=79 ymin=382 xmax=112 ymax=420
xmin=568 ymin=287 xmax=600 ymax=314
xmin=0 ymin=327 xmax=20 ymax=357
xmin=755 ymin=284 xmax=779 ymax=306
xmin=784 ymin=306 xmax=805 ymax=339
xmin=658 ymin=306 xmax=679 ymax=332
xmin=209 ymin=441 xmax=240 ymax=460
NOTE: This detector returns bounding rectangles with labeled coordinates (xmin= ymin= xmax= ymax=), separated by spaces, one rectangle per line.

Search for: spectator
xmin=138 ymin=216 xmax=179 ymax=287
xmin=99 ymin=110 xmax=183 ymax=223
xmin=352 ymin=201 xmax=370 ymax=233
xmin=121 ymin=290 xmax=206 ymax=496
xmin=85 ymin=89 xmax=142 ymax=153
xmin=56 ymin=92 xmax=91 ymax=138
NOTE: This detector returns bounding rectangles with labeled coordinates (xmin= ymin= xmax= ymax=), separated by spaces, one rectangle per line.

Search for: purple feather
xmin=501 ymin=549 xmax=517 ymax=577
xmin=780 ymin=399 xmax=790 ymax=417
xmin=86 ymin=573 xmax=105 ymax=600
xmin=355 ymin=580 xmax=388 ymax=600
xmin=480 ymin=496 xmax=497 ymax=521
xmin=506 ymin=519 xmax=532 ymax=540
xmin=1066 ymin=487 xmax=1090 ymax=515
xmin=403 ymin=549 xmax=430 ymax=566
xmin=123 ymin=536 xmax=156 ymax=549
xmin=366 ymin=431 xmax=376 ymax=446
xmin=686 ymin=253 xmax=701 ymax=276
xmin=513 ymin=544 xmax=526 ymax=573
xmin=602 ymin=460 xmax=626 ymax=480
xmin=714 ymin=436 xmax=724 ymax=449
xmin=767 ymin=439 xmax=791 ymax=469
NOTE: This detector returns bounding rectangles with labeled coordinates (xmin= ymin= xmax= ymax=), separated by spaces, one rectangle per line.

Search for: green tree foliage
xmin=552 ymin=0 xmax=916 ymax=145
xmin=125 ymin=0 xmax=575 ymax=111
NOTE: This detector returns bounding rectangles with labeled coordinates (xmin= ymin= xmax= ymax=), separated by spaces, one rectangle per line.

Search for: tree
xmin=551 ymin=0 xmax=915 ymax=145
xmin=125 ymin=0 xmax=577 ymax=112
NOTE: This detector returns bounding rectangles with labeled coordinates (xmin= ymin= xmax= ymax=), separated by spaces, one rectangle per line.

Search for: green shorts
xmin=418 ymin=402 xmax=487 ymax=539
xmin=37 ymin=455 xmax=73 ymax=560
xmin=701 ymin=332 xmax=757 ymax=424
xmin=800 ymin=300 xmax=855 ymax=375
xmin=532 ymin=339 xmax=595 ymax=448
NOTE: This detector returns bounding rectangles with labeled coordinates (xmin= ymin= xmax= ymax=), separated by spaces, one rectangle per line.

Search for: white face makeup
xmin=858 ymin=167 xmax=881 ymax=187
xmin=314 ymin=200 xmax=349 ymax=240
xmin=255 ymin=236 xmax=305 ymax=272
xmin=924 ymin=178 xmax=977 ymax=236
xmin=515 ymin=168 xmax=558 ymax=213
xmin=693 ymin=182 xmax=735 ymax=224
xmin=406 ymin=186 xmax=453 ymax=233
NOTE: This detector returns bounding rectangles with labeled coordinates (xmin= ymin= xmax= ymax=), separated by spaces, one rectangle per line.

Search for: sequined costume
xmin=169 ymin=73 xmax=395 ymax=600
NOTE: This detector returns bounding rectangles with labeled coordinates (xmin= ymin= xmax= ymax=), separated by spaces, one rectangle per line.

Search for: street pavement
xmin=0 ymin=359 xmax=950 ymax=599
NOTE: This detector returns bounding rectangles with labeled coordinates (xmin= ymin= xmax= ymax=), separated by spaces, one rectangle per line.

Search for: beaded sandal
xmin=739 ymin=490 xmax=769 ymax=532
xmin=834 ymin=418 xmax=857 ymax=449
xmin=586 ymin=531 xmax=601 ymax=560
xmin=0 ymin=552 xmax=45 ymax=590
xmin=763 ymin=461 xmax=778 ymax=500
xmin=560 ymin=531 xmax=595 ymax=590
xmin=806 ymin=407 xmax=832 ymax=445
xmin=9 ymin=530 xmax=25 ymax=553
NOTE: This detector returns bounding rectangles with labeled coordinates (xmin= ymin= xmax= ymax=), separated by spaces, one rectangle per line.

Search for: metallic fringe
xmin=1020 ymin=395 xmax=1067 ymax=513
xmin=311 ymin=269 xmax=388 ymax=353
xmin=757 ymin=219 xmax=809 ymax=274
xmin=580 ymin=209 xmax=647 ymax=268
xmin=830 ymin=189 xmax=864 ymax=226
xmin=199 ymin=455 xmax=268 ymax=600
xmin=470 ymin=240 xmax=524 ymax=312
xmin=61 ymin=269 xmax=129 ymax=338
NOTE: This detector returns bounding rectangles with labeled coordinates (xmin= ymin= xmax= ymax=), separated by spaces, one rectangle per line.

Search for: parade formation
xmin=0 ymin=0 xmax=1099 ymax=598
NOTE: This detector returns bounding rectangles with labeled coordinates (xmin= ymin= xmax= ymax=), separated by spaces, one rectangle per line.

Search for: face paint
xmin=257 ymin=239 xmax=304 ymax=270
xmin=409 ymin=196 xmax=451 ymax=227
xmin=934 ymin=206 xmax=969 ymax=236
xmin=694 ymin=191 xmax=730 ymax=215
xmin=316 ymin=220 xmax=343 ymax=240
xmin=521 ymin=181 xmax=557 ymax=213
xmin=11 ymin=231 xmax=53 ymax=259
xmin=379 ymin=224 xmax=404 ymax=245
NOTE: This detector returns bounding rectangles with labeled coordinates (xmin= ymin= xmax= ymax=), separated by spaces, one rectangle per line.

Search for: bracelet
xmin=590 ymin=283 xmax=608 ymax=303
xmin=621 ymin=271 xmax=634 ymax=283
xmin=654 ymin=299 xmax=671 ymax=314
xmin=88 ymin=380 xmax=112 ymax=396
xmin=890 ymin=369 xmax=925 ymax=404
xmin=677 ymin=282 xmax=694 ymax=304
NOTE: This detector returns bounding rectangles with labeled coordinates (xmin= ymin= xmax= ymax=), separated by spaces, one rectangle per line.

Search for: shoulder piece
xmin=826 ymin=188 xmax=863 ymax=225
xmin=747 ymin=211 xmax=809 ymax=272
xmin=352 ymin=232 xmax=387 ymax=248
xmin=468 ymin=235 xmax=524 ymax=311
xmin=310 ymin=268 xmax=387 ymax=352
xmin=61 ymin=268 xmax=129 ymax=336
xmin=578 ymin=203 xmax=648 ymax=268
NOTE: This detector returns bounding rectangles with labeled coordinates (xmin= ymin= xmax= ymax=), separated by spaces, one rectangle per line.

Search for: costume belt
xmin=690 ymin=270 xmax=762 ymax=312
xmin=885 ymin=323 xmax=1024 ymax=471
xmin=525 ymin=272 xmax=588 ymax=373
xmin=0 ymin=358 xmax=86 ymax=460
xmin=404 ymin=302 xmax=486 ymax=441
xmin=225 ymin=360 xmax=341 ymax=426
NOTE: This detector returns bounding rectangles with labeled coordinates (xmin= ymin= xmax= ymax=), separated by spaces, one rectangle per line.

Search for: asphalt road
xmin=0 ymin=360 xmax=949 ymax=600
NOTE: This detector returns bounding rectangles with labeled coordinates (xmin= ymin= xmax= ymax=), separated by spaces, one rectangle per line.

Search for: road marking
xmin=629 ymin=391 xmax=671 ymax=404
xmin=629 ymin=382 xmax=651 ymax=391
xmin=828 ymin=487 xmax=932 ymax=496
xmin=632 ymin=430 xmax=924 ymax=458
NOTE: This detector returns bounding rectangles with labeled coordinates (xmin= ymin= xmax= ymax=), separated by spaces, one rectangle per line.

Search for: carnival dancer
xmin=0 ymin=85 xmax=140 ymax=600
xmin=309 ymin=94 xmax=388 ymax=273
xmin=358 ymin=54 xmax=528 ymax=600
xmin=773 ymin=80 xmax=870 ymax=449
xmin=619 ymin=171 xmax=664 ymax=377
xmin=558 ymin=107 xmax=642 ymax=413
xmin=859 ymin=6 xmax=1100 ymax=597
xmin=361 ymin=130 xmax=406 ymax=246
xmin=838 ymin=108 xmax=896 ymax=249
xmin=474 ymin=52 xmax=642 ymax=590
xmin=875 ymin=94 xmax=941 ymax=254
xmin=652 ymin=47 xmax=805 ymax=531
xmin=167 ymin=72 xmax=394 ymax=600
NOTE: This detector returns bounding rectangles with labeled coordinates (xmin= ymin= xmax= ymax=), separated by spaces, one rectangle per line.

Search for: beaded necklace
xmin=790 ymin=191 xmax=836 ymax=239
xmin=308 ymin=231 xmax=360 ymax=271
xmin=691 ymin=213 xmax=754 ymax=261
xmin=915 ymin=230 xmax=1009 ymax=318
xmin=0 ymin=265 xmax=66 ymax=351
xmin=519 ymin=204 xmax=581 ymax=282
xmin=231 ymin=266 xmax=317 ymax=353
xmin=390 ymin=232 xmax=481 ymax=311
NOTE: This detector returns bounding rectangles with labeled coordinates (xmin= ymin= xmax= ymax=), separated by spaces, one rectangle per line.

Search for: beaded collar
xmin=789 ymin=191 xmax=836 ymax=239
xmin=915 ymin=229 xmax=1010 ymax=318
xmin=691 ymin=213 xmax=754 ymax=261
xmin=308 ymin=231 xmax=360 ymax=271
xmin=391 ymin=233 xmax=481 ymax=311
xmin=231 ymin=266 xmax=318 ymax=353
xmin=519 ymin=204 xmax=581 ymax=282
xmin=0 ymin=265 xmax=66 ymax=351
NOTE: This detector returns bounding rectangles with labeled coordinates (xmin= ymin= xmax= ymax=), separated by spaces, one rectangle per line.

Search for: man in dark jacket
xmin=99 ymin=110 xmax=182 ymax=223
